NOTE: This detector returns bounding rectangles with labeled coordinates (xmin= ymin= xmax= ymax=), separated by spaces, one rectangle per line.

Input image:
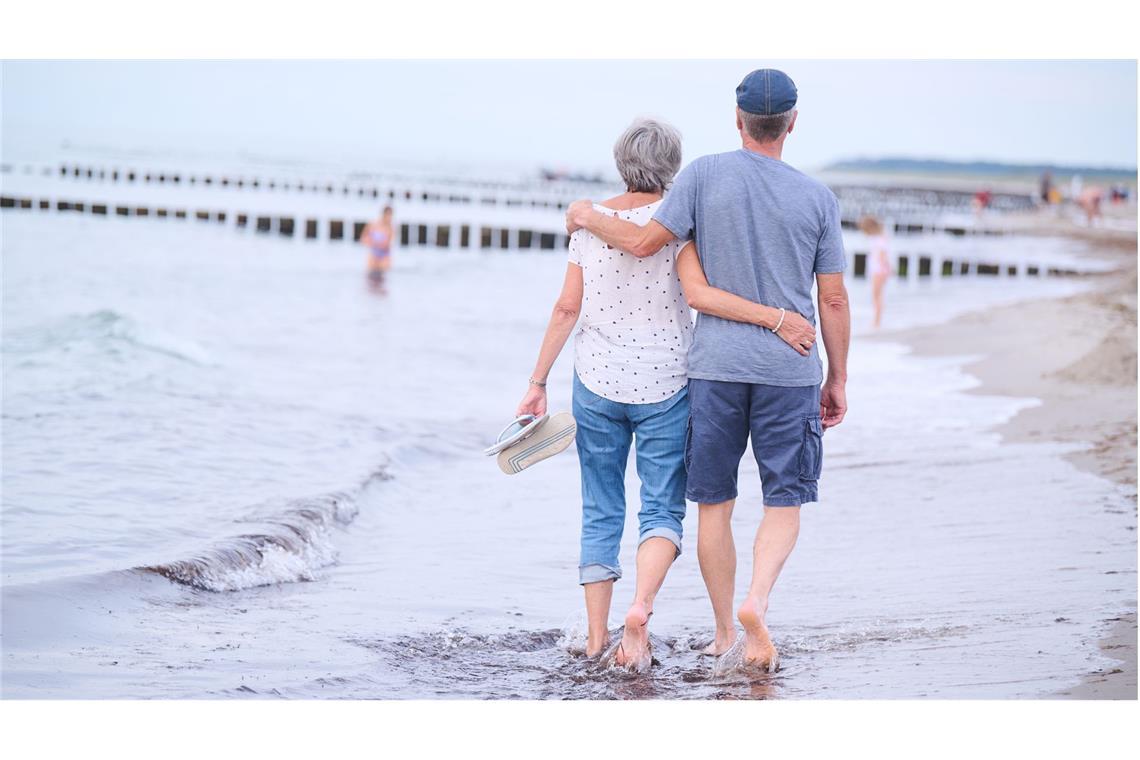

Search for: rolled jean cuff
xmin=579 ymin=562 xmax=621 ymax=585
xmin=638 ymin=526 xmax=682 ymax=558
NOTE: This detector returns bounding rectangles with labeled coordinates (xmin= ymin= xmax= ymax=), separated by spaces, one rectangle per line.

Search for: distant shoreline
xmin=826 ymin=158 xmax=1137 ymax=181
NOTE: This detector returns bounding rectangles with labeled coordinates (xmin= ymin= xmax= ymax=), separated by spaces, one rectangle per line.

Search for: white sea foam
xmin=142 ymin=475 xmax=382 ymax=593
xmin=3 ymin=308 xmax=213 ymax=365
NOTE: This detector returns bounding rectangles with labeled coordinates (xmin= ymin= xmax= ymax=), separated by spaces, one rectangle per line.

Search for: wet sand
xmin=880 ymin=226 xmax=1138 ymax=699
xmin=1057 ymin=612 xmax=1138 ymax=699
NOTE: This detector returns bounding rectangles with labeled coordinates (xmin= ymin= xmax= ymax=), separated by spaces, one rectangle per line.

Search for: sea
xmin=1 ymin=157 xmax=1135 ymax=699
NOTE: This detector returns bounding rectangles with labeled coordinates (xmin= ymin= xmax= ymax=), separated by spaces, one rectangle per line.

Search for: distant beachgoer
xmin=359 ymin=206 xmax=394 ymax=277
xmin=516 ymin=118 xmax=811 ymax=672
xmin=1077 ymin=186 xmax=1104 ymax=226
xmin=1069 ymin=174 xmax=1083 ymax=201
xmin=972 ymin=189 xmax=992 ymax=216
xmin=860 ymin=216 xmax=892 ymax=329
xmin=1039 ymin=171 xmax=1054 ymax=204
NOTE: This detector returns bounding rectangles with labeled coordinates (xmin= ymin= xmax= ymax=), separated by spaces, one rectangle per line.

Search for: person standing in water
xmin=359 ymin=206 xmax=394 ymax=278
xmin=860 ymin=216 xmax=892 ymax=329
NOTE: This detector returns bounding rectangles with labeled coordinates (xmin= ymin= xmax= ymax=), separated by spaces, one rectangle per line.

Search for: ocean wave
xmin=2 ymin=309 xmax=213 ymax=365
xmin=140 ymin=468 xmax=389 ymax=593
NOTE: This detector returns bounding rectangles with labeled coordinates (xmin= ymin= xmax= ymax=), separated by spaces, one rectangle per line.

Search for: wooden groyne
xmin=11 ymin=160 xmax=1040 ymax=236
xmin=0 ymin=160 xmax=1097 ymax=279
xmin=0 ymin=191 xmax=574 ymax=252
xmin=12 ymin=161 xmax=591 ymax=212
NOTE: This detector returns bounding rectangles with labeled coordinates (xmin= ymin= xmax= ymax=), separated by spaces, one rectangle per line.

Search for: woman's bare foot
xmin=613 ymin=601 xmax=652 ymax=671
xmin=586 ymin=629 xmax=609 ymax=658
xmin=700 ymin=628 xmax=737 ymax=656
xmin=737 ymin=596 xmax=779 ymax=673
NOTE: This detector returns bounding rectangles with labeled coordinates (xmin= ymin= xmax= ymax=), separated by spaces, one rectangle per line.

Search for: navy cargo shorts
xmin=684 ymin=379 xmax=823 ymax=507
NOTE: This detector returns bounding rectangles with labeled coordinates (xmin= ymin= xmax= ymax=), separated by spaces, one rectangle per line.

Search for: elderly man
xmin=566 ymin=68 xmax=850 ymax=672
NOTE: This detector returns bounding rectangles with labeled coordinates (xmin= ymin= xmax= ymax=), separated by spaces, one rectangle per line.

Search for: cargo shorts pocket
xmin=798 ymin=416 xmax=823 ymax=480
xmin=683 ymin=416 xmax=694 ymax=474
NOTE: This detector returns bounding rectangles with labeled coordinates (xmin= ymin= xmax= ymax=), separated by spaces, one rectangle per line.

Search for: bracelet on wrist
xmin=773 ymin=308 xmax=786 ymax=333
xmin=529 ymin=378 xmax=547 ymax=388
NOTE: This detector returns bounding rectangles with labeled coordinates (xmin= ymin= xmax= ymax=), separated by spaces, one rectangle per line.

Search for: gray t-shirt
xmin=653 ymin=149 xmax=846 ymax=387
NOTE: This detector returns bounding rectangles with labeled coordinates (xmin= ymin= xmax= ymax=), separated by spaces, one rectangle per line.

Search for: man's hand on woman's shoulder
xmin=566 ymin=199 xmax=595 ymax=234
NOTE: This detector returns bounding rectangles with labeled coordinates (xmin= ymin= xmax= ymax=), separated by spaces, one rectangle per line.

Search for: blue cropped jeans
xmin=572 ymin=372 xmax=689 ymax=585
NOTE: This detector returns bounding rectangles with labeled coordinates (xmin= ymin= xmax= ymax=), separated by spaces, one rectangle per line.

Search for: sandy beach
xmin=881 ymin=221 xmax=1138 ymax=699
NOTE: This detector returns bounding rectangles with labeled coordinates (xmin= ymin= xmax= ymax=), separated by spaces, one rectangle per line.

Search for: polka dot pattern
xmin=568 ymin=201 xmax=692 ymax=403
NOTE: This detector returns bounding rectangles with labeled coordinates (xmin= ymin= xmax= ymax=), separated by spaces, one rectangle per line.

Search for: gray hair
xmin=613 ymin=118 xmax=683 ymax=193
xmin=739 ymin=108 xmax=795 ymax=143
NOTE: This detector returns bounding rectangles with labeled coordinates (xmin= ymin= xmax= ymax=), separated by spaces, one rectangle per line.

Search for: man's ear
xmin=787 ymin=110 xmax=798 ymax=135
xmin=735 ymin=107 xmax=744 ymax=132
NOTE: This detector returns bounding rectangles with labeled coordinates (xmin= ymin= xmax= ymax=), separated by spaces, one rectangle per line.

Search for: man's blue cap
xmin=736 ymin=69 xmax=798 ymax=115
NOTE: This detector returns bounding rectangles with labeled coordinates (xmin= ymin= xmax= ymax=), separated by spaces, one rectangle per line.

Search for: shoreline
xmin=874 ymin=225 xmax=1137 ymax=699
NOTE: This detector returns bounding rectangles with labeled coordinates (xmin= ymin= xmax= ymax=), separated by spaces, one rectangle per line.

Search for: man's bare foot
xmin=700 ymin=629 xmax=737 ymax=656
xmin=613 ymin=601 xmax=652 ymax=671
xmin=737 ymin=596 xmax=779 ymax=673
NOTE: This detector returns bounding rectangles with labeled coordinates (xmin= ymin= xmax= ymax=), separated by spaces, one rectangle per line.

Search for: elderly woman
xmin=517 ymin=119 xmax=814 ymax=670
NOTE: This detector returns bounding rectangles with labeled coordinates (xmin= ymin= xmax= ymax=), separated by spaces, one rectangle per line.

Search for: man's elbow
xmin=819 ymin=287 xmax=849 ymax=314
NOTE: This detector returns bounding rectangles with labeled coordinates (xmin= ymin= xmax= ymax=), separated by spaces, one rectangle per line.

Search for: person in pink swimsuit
xmin=359 ymin=206 xmax=394 ymax=277
xmin=860 ymin=216 xmax=892 ymax=329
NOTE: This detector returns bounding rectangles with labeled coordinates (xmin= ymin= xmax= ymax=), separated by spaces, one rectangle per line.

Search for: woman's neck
xmin=599 ymin=189 xmax=663 ymax=210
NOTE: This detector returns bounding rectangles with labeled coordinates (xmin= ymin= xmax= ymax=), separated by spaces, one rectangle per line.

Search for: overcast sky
xmin=3 ymin=60 xmax=1135 ymax=173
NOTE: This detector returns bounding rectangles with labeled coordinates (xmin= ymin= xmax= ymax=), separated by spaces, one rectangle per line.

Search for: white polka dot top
xmin=568 ymin=201 xmax=692 ymax=404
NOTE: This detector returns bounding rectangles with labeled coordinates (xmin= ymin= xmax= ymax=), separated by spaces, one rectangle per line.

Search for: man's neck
xmin=741 ymin=137 xmax=784 ymax=161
